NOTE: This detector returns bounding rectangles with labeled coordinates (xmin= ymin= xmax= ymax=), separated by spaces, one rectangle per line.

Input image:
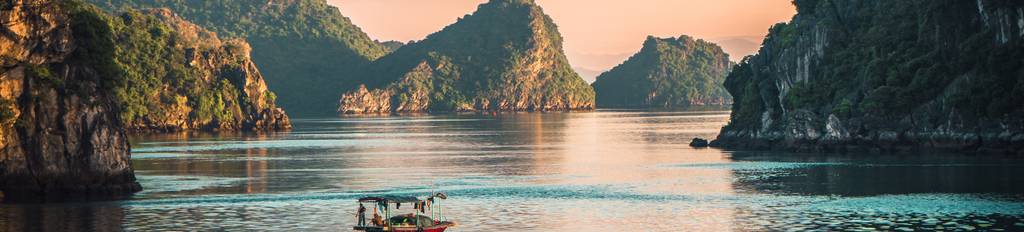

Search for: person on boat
xmin=372 ymin=208 xmax=383 ymax=226
xmin=357 ymin=203 xmax=366 ymax=226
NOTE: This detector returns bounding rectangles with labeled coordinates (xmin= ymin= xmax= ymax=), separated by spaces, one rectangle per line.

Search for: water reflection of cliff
xmin=130 ymin=131 xmax=351 ymax=195
xmin=0 ymin=205 xmax=124 ymax=231
xmin=727 ymin=152 xmax=1024 ymax=196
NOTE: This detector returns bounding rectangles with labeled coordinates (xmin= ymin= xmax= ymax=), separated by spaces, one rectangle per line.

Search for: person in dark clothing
xmin=357 ymin=203 xmax=367 ymax=226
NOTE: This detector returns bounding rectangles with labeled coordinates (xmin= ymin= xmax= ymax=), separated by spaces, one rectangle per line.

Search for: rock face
xmin=592 ymin=35 xmax=733 ymax=108
xmin=338 ymin=0 xmax=595 ymax=114
xmin=713 ymin=0 xmax=1024 ymax=154
xmin=87 ymin=0 xmax=391 ymax=117
xmin=0 ymin=0 xmax=140 ymax=201
xmin=111 ymin=9 xmax=290 ymax=132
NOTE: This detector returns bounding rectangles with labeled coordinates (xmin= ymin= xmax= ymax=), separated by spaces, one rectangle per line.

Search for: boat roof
xmin=358 ymin=195 xmax=421 ymax=203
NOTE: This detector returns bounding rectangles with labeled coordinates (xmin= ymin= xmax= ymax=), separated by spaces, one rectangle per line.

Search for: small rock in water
xmin=894 ymin=227 xmax=914 ymax=232
xmin=689 ymin=138 xmax=709 ymax=147
xmin=1015 ymin=222 xmax=1024 ymax=227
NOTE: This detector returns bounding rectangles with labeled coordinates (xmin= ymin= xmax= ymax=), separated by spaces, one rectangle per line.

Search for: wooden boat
xmin=353 ymin=193 xmax=456 ymax=232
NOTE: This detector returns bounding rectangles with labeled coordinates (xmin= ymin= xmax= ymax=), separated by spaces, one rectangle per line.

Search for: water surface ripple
xmin=1 ymin=110 xmax=1022 ymax=231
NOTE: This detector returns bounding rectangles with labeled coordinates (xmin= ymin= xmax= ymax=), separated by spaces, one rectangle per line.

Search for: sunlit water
xmin=2 ymin=110 xmax=1023 ymax=231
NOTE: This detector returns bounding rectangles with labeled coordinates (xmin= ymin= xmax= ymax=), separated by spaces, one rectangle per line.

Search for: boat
xmin=353 ymin=193 xmax=456 ymax=232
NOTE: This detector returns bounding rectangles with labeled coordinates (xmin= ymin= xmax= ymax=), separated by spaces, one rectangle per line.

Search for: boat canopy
xmin=358 ymin=193 xmax=447 ymax=203
xmin=358 ymin=195 xmax=421 ymax=203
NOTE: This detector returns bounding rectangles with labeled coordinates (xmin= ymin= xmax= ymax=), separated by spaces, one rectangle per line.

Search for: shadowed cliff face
xmin=338 ymin=0 xmax=595 ymax=114
xmin=714 ymin=0 xmax=1024 ymax=154
xmin=592 ymin=35 xmax=733 ymax=108
xmin=0 ymin=0 xmax=140 ymax=201
xmin=114 ymin=9 xmax=291 ymax=132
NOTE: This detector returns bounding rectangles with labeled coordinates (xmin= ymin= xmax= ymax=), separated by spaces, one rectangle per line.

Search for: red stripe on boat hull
xmin=390 ymin=226 xmax=448 ymax=232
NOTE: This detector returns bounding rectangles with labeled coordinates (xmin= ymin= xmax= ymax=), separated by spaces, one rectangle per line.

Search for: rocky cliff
xmin=592 ymin=35 xmax=732 ymax=108
xmin=338 ymin=0 xmax=595 ymax=114
xmin=111 ymin=9 xmax=290 ymax=132
xmin=712 ymin=0 xmax=1024 ymax=154
xmin=87 ymin=0 xmax=391 ymax=116
xmin=0 ymin=0 xmax=140 ymax=201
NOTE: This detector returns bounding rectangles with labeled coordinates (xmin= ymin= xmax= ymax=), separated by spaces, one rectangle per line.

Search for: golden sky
xmin=330 ymin=0 xmax=795 ymax=81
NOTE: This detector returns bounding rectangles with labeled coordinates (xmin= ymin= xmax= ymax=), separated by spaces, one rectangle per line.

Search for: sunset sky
xmin=330 ymin=0 xmax=796 ymax=81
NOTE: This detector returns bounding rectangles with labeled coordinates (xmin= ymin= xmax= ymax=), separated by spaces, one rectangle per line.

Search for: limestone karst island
xmin=0 ymin=0 xmax=1021 ymax=231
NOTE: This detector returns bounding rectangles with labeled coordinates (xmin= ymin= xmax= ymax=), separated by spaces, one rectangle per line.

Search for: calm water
xmin=2 ymin=110 xmax=1023 ymax=231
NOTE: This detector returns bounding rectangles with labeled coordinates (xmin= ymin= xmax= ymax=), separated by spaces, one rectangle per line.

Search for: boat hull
xmin=354 ymin=224 xmax=451 ymax=232
xmin=391 ymin=226 xmax=448 ymax=232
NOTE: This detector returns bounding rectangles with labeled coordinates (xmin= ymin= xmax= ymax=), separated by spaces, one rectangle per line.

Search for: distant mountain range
xmin=572 ymin=66 xmax=606 ymax=83
xmin=86 ymin=0 xmax=770 ymax=116
xmin=710 ymin=36 xmax=762 ymax=60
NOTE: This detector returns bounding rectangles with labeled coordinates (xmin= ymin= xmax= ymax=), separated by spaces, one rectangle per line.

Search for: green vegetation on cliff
xmin=87 ymin=0 xmax=389 ymax=116
xmin=592 ymin=35 xmax=732 ymax=108
xmin=64 ymin=1 xmax=120 ymax=89
xmin=376 ymin=40 xmax=406 ymax=53
xmin=342 ymin=0 xmax=594 ymax=113
xmin=717 ymin=0 xmax=1024 ymax=152
xmin=64 ymin=2 xmax=289 ymax=131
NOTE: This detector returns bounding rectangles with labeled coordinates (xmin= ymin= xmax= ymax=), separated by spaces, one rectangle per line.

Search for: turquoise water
xmin=1 ymin=110 xmax=1022 ymax=231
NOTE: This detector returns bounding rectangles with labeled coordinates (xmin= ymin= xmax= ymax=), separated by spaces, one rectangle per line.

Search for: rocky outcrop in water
xmin=712 ymin=0 xmax=1024 ymax=154
xmin=592 ymin=35 xmax=732 ymax=108
xmin=690 ymin=138 xmax=710 ymax=148
xmin=87 ymin=0 xmax=392 ymax=117
xmin=338 ymin=0 xmax=595 ymax=114
xmin=115 ymin=9 xmax=290 ymax=132
xmin=0 ymin=0 xmax=140 ymax=201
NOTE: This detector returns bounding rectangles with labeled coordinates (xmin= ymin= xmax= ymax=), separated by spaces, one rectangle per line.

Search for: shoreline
xmin=711 ymin=131 xmax=1024 ymax=155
